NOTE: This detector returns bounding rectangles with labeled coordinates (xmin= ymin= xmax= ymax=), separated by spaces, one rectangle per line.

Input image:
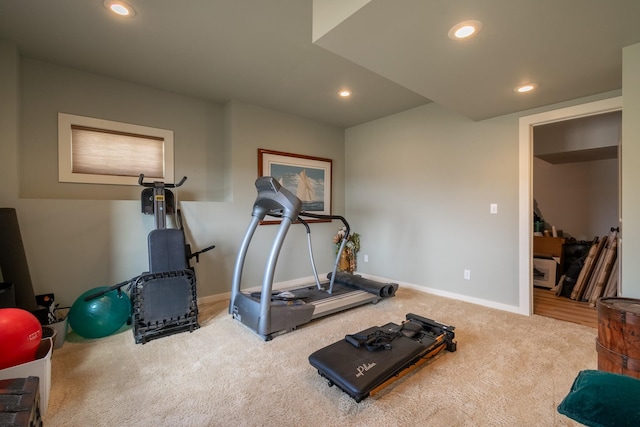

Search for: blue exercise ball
xmin=68 ymin=287 xmax=131 ymax=339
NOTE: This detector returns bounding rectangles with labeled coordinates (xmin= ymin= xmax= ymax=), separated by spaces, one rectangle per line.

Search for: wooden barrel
xmin=596 ymin=297 xmax=640 ymax=378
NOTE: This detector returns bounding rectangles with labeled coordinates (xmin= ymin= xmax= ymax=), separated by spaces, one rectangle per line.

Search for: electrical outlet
xmin=364 ymin=254 xmax=369 ymax=262
xmin=490 ymin=203 xmax=498 ymax=214
xmin=464 ymin=269 xmax=471 ymax=280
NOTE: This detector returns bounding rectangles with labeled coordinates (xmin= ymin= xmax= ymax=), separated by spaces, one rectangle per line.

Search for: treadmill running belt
xmin=249 ymin=282 xmax=356 ymax=303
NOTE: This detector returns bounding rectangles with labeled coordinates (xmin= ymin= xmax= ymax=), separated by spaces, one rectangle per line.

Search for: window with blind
xmin=58 ymin=113 xmax=174 ymax=185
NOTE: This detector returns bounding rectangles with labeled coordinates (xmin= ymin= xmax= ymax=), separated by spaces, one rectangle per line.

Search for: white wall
xmin=533 ymin=157 xmax=618 ymax=241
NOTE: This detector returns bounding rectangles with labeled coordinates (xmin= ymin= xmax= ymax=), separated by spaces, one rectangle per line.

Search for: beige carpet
xmin=43 ymin=288 xmax=595 ymax=426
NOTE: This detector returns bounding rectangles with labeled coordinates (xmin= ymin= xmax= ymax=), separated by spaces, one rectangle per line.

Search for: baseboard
xmin=198 ymin=293 xmax=230 ymax=305
xmin=361 ymin=273 xmax=525 ymax=315
xmin=202 ymin=271 xmax=526 ymax=316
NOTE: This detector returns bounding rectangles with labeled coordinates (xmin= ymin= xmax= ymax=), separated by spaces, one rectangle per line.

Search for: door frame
xmin=518 ymin=96 xmax=623 ymax=315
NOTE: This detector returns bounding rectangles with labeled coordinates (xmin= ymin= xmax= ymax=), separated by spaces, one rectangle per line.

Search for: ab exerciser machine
xmin=86 ymin=174 xmax=214 ymax=344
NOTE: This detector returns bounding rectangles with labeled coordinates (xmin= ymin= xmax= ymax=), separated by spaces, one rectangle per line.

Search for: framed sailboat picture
xmin=258 ymin=148 xmax=332 ymax=224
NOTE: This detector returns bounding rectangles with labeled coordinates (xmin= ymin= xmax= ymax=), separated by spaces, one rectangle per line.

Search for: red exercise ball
xmin=0 ymin=308 xmax=43 ymax=370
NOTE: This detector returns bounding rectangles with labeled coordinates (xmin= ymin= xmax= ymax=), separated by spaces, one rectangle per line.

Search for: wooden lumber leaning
xmin=582 ymin=244 xmax=606 ymax=301
xmin=571 ymin=237 xmax=605 ymax=301
xmin=603 ymin=257 xmax=619 ymax=298
xmin=588 ymin=236 xmax=618 ymax=306
xmin=583 ymin=229 xmax=617 ymax=302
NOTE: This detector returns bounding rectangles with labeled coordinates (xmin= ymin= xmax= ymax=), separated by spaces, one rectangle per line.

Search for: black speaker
xmin=0 ymin=208 xmax=37 ymax=311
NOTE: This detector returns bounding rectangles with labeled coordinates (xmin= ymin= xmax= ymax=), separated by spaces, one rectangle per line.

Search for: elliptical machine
xmin=131 ymin=174 xmax=215 ymax=343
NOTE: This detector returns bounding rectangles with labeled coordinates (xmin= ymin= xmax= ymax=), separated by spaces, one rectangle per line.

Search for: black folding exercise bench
xmin=130 ymin=175 xmax=214 ymax=344
xmin=309 ymin=313 xmax=456 ymax=402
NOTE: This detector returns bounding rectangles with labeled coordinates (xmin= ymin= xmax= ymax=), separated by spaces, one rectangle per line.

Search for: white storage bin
xmin=0 ymin=337 xmax=52 ymax=416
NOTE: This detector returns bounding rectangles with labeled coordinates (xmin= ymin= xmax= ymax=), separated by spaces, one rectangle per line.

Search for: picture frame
xmin=258 ymin=148 xmax=332 ymax=224
xmin=533 ymin=257 xmax=558 ymax=289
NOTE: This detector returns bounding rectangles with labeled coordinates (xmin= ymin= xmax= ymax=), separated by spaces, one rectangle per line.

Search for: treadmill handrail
xmin=298 ymin=212 xmax=350 ymax=294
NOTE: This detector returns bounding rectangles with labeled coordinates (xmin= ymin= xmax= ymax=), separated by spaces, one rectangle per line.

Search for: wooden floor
xmin=533 ymin=287 xmax=598 ymax=329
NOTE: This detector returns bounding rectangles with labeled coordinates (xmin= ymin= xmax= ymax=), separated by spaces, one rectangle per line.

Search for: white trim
xmin=58 ymin=113 xmax=175 ymax=185
xmin=211 ymin=272 xmax=525 ymax=315
xmin=518 ymin=96 xmax=623 ymax=315
xmin=198 ymin=292 xmax=230 ymax=305
xmin=359 ymin=273 xmax=525 ymax=314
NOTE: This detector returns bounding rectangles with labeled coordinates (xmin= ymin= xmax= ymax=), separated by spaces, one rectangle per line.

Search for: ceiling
xmin=1 ymin=0 xmax=639 ymax=128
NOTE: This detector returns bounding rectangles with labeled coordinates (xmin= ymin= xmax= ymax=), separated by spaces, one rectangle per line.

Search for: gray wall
xmin=0 ymin=41 xmax=345 ymax=307
xmin=19 ymin=58 xmax=225 ymax=202
xmin=0 ymin=41 xmax=19 ymax=203
xmin=345 ymin=103 xmax=521 ymax=307
xmin=345 ymin=42 xmax=640 ymax=306
xmin=4 ymin=37 xmax=640 ymax=311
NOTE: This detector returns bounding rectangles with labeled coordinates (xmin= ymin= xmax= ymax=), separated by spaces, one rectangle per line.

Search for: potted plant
xmin=332 ymin=226 xmax=360 ymax=273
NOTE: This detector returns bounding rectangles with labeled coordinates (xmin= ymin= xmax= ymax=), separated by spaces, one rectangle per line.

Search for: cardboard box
xmin=0 ymin=338 xmax=52 ymax=416
xmin=533 ymin=257 xmax=558 ymax=289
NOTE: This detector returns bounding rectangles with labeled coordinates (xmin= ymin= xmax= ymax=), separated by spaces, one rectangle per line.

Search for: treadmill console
xmin=253 ymin=176 xmax=302 ymax=221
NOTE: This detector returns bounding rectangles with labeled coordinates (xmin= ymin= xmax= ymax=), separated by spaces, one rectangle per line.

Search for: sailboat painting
xmin=258 ymin=149 xmax=332 ymax=218
xmin=271 ymin=165 xmax=325 ymax=212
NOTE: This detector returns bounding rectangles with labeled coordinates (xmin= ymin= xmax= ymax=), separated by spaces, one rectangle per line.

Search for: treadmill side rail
xmin=310 ymin=291 xmax=380 ymax=319
xmin=231 ymin=292 xmax=315 ymax=340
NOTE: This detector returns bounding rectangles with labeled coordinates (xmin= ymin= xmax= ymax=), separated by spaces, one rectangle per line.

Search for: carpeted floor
xmin=43 ymin=287 xmax=594 ymax=426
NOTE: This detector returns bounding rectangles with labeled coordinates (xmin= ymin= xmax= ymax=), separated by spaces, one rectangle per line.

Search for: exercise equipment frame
xmin=230 ymin=176 xmax=398 ymax=341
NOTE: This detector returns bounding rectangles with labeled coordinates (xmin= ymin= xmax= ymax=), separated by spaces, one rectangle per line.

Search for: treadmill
xmin=229 ymin=176 xmax=398 ymax=341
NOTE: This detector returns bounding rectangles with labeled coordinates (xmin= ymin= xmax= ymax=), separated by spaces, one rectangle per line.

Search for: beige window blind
xmin=71 ymin=125 xmax=164 ymax=177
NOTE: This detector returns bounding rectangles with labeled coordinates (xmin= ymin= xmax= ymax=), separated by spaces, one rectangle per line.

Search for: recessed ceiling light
xmin=514 ymin=83 xmax=539 ymax=93
xmin=448 ymin=20 xmax=483 ymax=40
xmin=339 ymin=90 xmax=351 ymax=98
xmin=104 ymin=1 xmax=136 ymax=17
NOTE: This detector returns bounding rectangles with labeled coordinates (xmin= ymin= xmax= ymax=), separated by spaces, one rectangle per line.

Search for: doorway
xmin=518 ymin=96 xmax=623 ymax=317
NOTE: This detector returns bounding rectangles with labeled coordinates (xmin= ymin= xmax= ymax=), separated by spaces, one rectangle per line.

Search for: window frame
xmin=58 ymin=113 xmax=175 ymax=185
